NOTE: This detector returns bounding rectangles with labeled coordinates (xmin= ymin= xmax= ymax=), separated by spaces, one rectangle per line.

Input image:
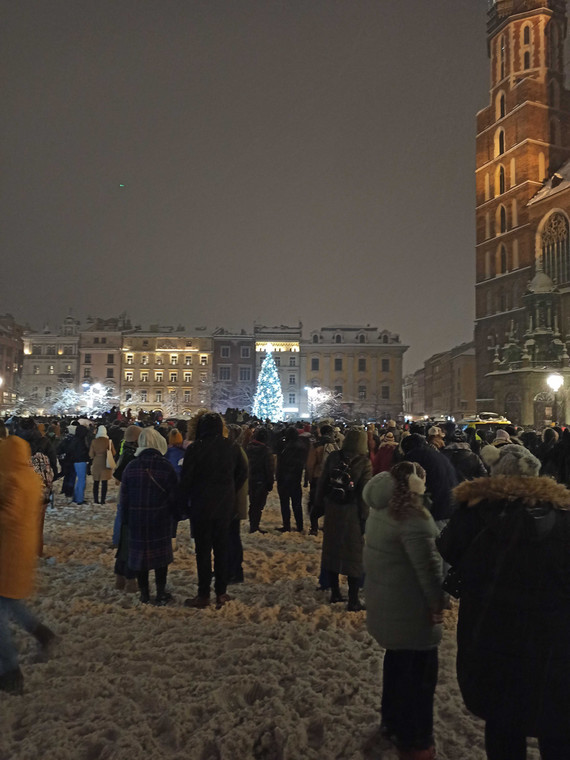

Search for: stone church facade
xmin=475 ymin=0 xmax=570 ymax=425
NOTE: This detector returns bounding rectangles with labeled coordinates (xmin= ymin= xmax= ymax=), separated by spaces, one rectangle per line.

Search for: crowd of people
xmin=1 ymin=411 xmax=569 ymax=760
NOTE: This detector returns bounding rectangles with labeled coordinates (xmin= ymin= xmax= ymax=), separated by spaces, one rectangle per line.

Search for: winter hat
xmin=124 ymin=425 xmax=142 ymax=443
xmin=168 ymin=429 xmax=183 ymax=446
xmin=427 ymin=426 xmax=444 ymax=438
xmin=388 ymin=420 xmax=397 ymax=429
xmin=363 ymin=472 xmax=395 ymax=510
xmin=96 ymin=425 xmax=108 ymax=438
xmin=491 ymin=444 xmax=541 ymax=477
xmin=67 ymin=425 xmax=77 ymax=435
xmin=493 ymin=429 xmax=511 ymax=445
xmin=136 ymin=428 xmax=167 ymax=457
xmin=382 ymin=432 xmax=397 ymax=445
xmin=480 ymin=443 xmax=501 ymax=469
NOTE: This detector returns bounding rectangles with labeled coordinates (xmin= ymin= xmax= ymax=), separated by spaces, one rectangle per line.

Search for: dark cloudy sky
xmin=2 ymin=0 xmax=492 ymax=371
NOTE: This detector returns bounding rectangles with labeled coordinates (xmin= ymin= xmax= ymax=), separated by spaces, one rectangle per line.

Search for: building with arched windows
xmin=475 ymin=0 xmax=570 ymax=425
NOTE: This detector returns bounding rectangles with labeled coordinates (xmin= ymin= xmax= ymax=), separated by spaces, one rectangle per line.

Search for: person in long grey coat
xmin=315 ymin=428 xmax=372 ymax=611
xmin=363 ymin=462 xmax=444 ymax=760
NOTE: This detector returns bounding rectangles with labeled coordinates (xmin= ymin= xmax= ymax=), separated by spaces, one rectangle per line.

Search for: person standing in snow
xmin=89 ymin=425 xmax=116 ymax=505
xmin=245 ymin=426 xmax=274 ymax=534
xmin=0 ymin=436 xmax=57 ymax=694
xmin=306 ymin=423 xmax=338 ymax=535
xmin=437 ymin=445 xmax=570 ymax=760
xmin=275 ymin=426 xmax=307 ymax=533
xmin=119 ymin=428 xmax=178 ymax=606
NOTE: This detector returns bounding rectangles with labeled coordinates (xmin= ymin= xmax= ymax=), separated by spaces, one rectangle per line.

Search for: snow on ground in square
xmin=0 ymin=482 xmax=540 ymax=760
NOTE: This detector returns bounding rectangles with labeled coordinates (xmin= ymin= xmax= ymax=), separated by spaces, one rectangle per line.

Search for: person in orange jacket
xmin=0 ymin=435 xmax=57 ymax=694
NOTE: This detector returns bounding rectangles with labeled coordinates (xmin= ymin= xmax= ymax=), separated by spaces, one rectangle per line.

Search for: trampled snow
xmin=0 ymin=484 xmax=540 ymax=760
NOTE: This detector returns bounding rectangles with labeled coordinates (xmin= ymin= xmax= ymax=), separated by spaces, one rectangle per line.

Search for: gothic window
xmin=499 ymin=244 xmax=508 ymax=274
xmin=523 ymin=25 xmax=530 ymax=46
xmin=524 ymin=52 xmax=531 ymax=70
xmin=335 ymin=334 xmax=342 ymax=344
xmin=495 ymin=129 xmax=505 ymax=157
xmin=496 ymin=205 xmax=507 ymax=235
xmin=541 ymin=212 xmax=570 ymax=284
xmin=496 ymin=92 xmax=506 ymax=120
xmin=497 ymin=165 xmax=505 ymax=195
xmin=500 ymin=35 xmax=506 ymax=79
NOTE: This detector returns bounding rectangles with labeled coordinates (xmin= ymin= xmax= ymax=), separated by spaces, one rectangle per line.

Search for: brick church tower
xmin=474 ymin=0 xmax=570 ymax=414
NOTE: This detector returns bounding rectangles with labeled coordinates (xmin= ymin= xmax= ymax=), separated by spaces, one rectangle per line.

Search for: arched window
xmin=524 ymin=51 xmax=531 ymax=70
xmin=358 ymin=334 xmax=365 ymax=344
xmin=498 ymin=165 xmax=505 ymax=195
xmin=496 ymin=205 xmax=507 ymax=235
xmin=312 ymin=334 xmax=319 ymax=344
xmin=500 ymin=35 xmax=506 ymax=79
xmin=495 ymin=128 xmax=505 ymax=157
xmin=500 ymin=244 xmax=508 ymax=274
xmin=542 ymin=212 xmax=570 ymax=284
xmin=335 ymin=334 xmax=342 ymax=344
xmin=496 ymin=91 xmax=506 ymax=120
xmin=523 ymin=25 xmax=530 ymax=45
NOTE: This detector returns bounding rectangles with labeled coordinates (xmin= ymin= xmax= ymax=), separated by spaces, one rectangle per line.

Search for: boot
xmin=397 ymin=746 xmax=437 ymax=760
xmin=139 ymin=589 xmax=150 ymax=604
xmin=0 ymin=667 xmax=24 ymax=695
xmin=33 ymin=623 xmax=58 ymax=656
xmin=93 ymin=482 xmax=100 ymax=504
xmin=124 ymin=578 xmax=138 ymax=593
xmin=115 ymin=574 xmax=126 ymax=590
xmin=101 ymin=481 xmax=108 ymax=505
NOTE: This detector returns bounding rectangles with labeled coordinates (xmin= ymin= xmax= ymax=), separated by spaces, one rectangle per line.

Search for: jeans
xmin=73 ymin=462 xmax=87 ymax=504
xmin=485 ymin=719 xmax=570 ymax=760
xmin=192 ymin=516 xmax=231 ymax=597
xmin=277 ymin=479 xmax=303 ymax=530
xmin=0 ymin=597 xmax=39 ymax=675
xmin=112 ymin=504 xmax=122 ymax=546
xmin=382 ymin=648 xmax=438 ymax=750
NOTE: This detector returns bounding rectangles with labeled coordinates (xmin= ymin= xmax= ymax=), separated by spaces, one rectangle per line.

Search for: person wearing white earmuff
xmin=363 ymin=461 xmax=444 ymax=760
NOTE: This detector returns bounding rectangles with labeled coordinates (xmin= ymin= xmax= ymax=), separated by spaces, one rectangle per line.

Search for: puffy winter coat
xmin=437 ymin=475 xmax=570 ymax=736
xmin=363 ymin=472 xmax=443 ymax=650
xmin=441 ymin=443 xmax=487 ymax=482
xmin=246 ymin=440 xmax=274 ymax=493
xmin=404 ymin=445 xmax=458 ymax=520
xmin=0 ymin=437 xmax=42 ymax=599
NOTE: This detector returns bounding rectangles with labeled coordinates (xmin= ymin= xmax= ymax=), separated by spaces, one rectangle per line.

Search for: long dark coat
xmin=437 ymin=475 xmax=570 ymax=736
xmin=120 ymin=449 xmax=178 ymax=571
xmin=316 ymin=450 xmax=372 ymax=578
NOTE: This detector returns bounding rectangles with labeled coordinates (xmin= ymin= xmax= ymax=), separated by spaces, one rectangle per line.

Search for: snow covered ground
xmin=0 ymin=482 xmax=540 ymax=760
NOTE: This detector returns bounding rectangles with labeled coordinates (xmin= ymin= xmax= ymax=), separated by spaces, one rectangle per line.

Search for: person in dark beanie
xmin=401 ymin=434 xmax=458 ymax=527
xmin=179 ymin=413 xmax=247 ymax=609
xmin=276 ymin=426 xmax=307 ymax=533
xmin=438 ymin=444 xmax=570 ymax=760
xmin=245 ymin=427 xmax=274 ymax=534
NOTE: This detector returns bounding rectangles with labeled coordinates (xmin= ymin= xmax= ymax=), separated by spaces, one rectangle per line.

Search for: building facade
xmin=21 ymin=316 xmax=80 ymax=412
xmin=79 ymin=316 xmax=133 ymax=402
xmin=211 ymin=327 xmax=256 ymax=413
xmin=475 ymin=0 xmax=570 ymax=422
xmin=0 ymin=314 xmax=24 ymax=412
xmin=304 ymin=325 xmax=407 ymax=420
xmin=254 ymin=324 xmax=303 ymax=417
xmin=120 ymin=329 xmax=213 ymax=416
xmin=424 ymin=342 xmax=477 ymax=420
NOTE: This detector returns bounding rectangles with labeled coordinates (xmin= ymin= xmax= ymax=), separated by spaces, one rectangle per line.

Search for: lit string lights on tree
xmin=252 ymin=345 xmax=284 ymax=421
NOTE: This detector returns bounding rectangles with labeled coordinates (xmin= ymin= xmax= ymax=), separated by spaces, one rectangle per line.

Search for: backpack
xmin=31 ymin=452 xmax=54 ymax=504
xmin=327 ymin=451 xmax=355 ymax=504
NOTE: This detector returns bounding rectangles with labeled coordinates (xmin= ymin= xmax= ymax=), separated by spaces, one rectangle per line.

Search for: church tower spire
xmin=474 ymin=0 xmax=570 ymax=409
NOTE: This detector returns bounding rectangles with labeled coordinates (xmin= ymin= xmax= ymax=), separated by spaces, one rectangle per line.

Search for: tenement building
xmin=304 ymin=325 xmax=407 ymax=420
xmin=120 ymin=328 xmax=213 ymax=416
xmin=475 ymin=0 xmax=570 ymax=425
xmin=0 ymin=314 xmax=24 ymax=412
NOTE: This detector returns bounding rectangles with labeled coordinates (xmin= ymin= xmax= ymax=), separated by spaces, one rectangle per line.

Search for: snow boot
xmin=184 ymin=595 xmax=210 ymax=609
xmin=115 ymin=574 xmax=126 ymax=590
xmin=124 ymin=578 xmax=138 ymax=593
xmin=33 ymin=623 xmax=58 ymax=657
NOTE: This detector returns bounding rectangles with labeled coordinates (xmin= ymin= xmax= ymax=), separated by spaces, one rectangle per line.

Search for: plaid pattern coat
xmin=120 ymin=449 xmax=178 ymax=571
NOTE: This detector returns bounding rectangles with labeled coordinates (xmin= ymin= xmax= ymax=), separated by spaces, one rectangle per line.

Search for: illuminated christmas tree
xmin=252 ymin=347 xmax=284 ymax=421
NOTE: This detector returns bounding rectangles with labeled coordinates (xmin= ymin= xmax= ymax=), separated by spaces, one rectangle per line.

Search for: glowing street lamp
xmin=547 ymin=373 xmax=564 ymax=424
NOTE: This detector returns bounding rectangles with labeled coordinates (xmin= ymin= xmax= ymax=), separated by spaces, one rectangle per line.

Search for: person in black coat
xmin=179 ymin=413 xmax=248 ymax=609
xmin=275 ymin=426 xmax=307 ymax=533
xmin=437 ymin=444 xmax=570 ymax=760
xmin=245 ymin=427 xmax=274 ymax=534
xmin=401 ymin=434 xmax=458 ymax=526
xmin=441 ymin=430 xmax=487 ymax=483
xmin=67 ymin=424 xmax=90 ymax=505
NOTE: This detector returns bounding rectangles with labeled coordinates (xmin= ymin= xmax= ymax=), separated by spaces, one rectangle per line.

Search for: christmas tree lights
xmin=252 ymin=348 xmax=284 ymax=421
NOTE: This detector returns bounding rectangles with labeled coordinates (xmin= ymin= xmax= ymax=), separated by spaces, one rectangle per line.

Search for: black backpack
xmin=327 ymin=451 xmax=355 ymax=504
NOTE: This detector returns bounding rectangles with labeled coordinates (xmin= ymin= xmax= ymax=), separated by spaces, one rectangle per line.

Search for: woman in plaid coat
xmin=120 ymin=428 xmax=178 ymax=605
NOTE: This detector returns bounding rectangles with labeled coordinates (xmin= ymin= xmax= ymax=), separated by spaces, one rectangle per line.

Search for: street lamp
xmin=547 ymin=373 xmax=564 ymax=425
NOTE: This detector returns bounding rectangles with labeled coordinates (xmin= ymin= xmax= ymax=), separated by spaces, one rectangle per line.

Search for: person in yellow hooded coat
xmin=0 ymin=435 xmax=57 ymax=694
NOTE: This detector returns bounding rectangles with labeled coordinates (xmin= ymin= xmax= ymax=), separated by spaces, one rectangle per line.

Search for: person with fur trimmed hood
xmin=437 ymin=445 xmax=570 ymax=760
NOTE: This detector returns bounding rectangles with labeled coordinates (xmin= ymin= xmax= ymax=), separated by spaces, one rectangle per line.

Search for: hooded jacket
xmin=0 ymin=437 xmax=42 ymax=598
xmin=437 ymin=475 xmax=570 ymax=735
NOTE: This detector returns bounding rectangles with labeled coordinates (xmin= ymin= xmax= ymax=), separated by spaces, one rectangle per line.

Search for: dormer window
xmin=358 ymin=334 xmax=365 ymax=344
xmin=312 ymin=334 xmax=319 ymax=344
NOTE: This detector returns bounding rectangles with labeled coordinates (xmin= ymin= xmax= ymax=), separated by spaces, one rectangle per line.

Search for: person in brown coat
xmin=0 ymin=436 xmax=57 ymax=694
xmin=89 ymin=425 xmax=116 ymax=504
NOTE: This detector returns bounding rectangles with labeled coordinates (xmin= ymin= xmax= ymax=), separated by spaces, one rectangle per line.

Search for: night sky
xmin=2 ymin=0 xmax=493 ymax=371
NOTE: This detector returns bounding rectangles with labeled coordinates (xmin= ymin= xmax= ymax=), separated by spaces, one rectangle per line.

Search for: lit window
xmin=185 ymin=355 xmax=192 ymax=366
xmin=155 ymin=391 xmax=162 ymax=403
xmin=141 ymin=355 xmax=149 ymax=365
xmin=184 ymin=390 xmax=191 ymax=403
xmin=141 ymin=371 xmax=149 ymax=382
xmin=184 ymin=371 xmax=192 ymax=383
xmin=141 ymin=390 xmax=148 ymax=402
xmin=200 ymin=355 xmax=208 ymax=366
xmin=125 ymin=371 xmax=134 ymax=382
xmin=155 ymin=371 xmax=163 ymax=382
xmin=169 ymin=371 xmax=178 ymax=382
xmin=33 ymin=365 xmax=40 ymax=375
xmin=126 ymin=355 xmax=134 ymax=365
xmin=170 ymin=354 xmax=178 ymax=365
